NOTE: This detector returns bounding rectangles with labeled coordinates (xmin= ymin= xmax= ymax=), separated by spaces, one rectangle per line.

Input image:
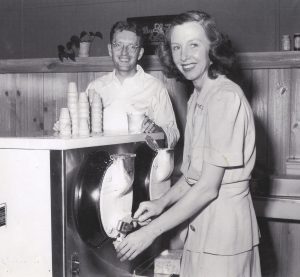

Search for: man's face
xmin=108 ymin=30 xmax=144 ymax=76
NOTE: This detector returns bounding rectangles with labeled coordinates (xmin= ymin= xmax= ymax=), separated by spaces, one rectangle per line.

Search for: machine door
xmin=68 ymin=141 xmax=172 ymax=277
xmin=74 ymin=150 xmax=137 ymax=247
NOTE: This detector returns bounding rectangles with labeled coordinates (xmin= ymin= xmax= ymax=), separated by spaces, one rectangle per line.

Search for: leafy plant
xmin=58 ymin=31 xmax=103 ymax=62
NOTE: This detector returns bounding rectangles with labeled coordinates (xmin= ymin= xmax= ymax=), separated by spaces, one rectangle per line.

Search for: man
xmin=86 ymin=21 xmax=179 ymax=148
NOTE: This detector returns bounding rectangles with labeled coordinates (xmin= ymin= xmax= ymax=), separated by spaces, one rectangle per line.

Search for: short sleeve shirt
xmin=181 ymin=75 xmax=256 ymax=185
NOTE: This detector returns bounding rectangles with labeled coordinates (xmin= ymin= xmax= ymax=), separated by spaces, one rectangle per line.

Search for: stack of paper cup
xmin=59 ymin=108 xmax=71 ymax=137
xmin=68 ymin=82 xmax=77 ymax=93
xmin=91 ymin=93 xmax=103 ymax=133
xmin=67 ymin=82 xmax=79 ymax=136
xmin=78 ymin=92 xmax=90 ymax=137
xmin=88 ymin=88 xmax=96 ymax=105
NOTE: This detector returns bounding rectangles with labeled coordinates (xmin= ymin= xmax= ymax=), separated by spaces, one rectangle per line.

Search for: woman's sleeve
xmin=204 ymin=88 xmax=246 ymax=167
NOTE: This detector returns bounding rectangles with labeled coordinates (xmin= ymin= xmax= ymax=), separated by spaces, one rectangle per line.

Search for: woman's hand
xmin=115 ymin=227 xmax=156 ymax=262
xmin=133 ymin=199 xmax=165 ymax=225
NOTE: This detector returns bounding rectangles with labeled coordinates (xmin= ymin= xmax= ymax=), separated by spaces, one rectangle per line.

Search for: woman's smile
xmin=181 ymin=63 xmax=197 ymax=71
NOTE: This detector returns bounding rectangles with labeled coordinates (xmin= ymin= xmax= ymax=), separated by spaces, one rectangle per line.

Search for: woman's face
xmin=170 ymin=22 xmax=211 ymax=85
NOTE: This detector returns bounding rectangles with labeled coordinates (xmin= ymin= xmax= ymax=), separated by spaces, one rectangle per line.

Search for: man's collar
xmin=112 ymin=65 xmax=144 ymax=86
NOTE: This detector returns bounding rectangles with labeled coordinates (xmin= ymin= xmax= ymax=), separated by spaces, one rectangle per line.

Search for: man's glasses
xmin=112 ymin=42 xmax=140 ymax=54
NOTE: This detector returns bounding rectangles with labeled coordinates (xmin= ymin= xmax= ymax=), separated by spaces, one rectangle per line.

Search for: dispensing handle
xmin=145 ymin=135 xmax=160 ymax=151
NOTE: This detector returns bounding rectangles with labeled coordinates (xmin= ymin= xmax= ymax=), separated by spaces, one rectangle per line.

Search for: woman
xmin=116 ymin=10 xmax=261 ymax=277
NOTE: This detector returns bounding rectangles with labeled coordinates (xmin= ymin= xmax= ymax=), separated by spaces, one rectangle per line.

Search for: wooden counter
xmin=0 ymin=132 xmax=164 ymax=150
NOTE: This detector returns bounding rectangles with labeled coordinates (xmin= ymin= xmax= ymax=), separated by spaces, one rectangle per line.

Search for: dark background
xmin=0 ymin=0 xmax=300 ymax=59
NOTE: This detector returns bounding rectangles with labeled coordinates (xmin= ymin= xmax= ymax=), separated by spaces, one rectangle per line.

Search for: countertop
xmin=0 ymin=132 xmax=164 ymax=150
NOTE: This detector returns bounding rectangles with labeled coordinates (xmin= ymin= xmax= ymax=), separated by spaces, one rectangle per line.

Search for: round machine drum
xmin=73 ymin=144 xmax=173 ymax=248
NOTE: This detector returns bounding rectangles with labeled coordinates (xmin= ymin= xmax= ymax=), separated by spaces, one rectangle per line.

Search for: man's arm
xmin=151 ymin=85 xmax=180 ymax=148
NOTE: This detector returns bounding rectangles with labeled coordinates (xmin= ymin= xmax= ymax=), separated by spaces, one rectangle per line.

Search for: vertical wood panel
xmin=259 ymin=219 xmax=300 ymax=277
xmin=15 ymin=74 xmax=44 ymax=137
xmin=290 ymin=69 xmax=300 ymax=158
xmin=268 ymin=69 xmax=291 ymax=174
xmin=77 ymin=72 xmax=95 ymax=92
xmin=284 ymin=223 xmax=300 ymax=276
xmin=0 ymin=74 xmax=17 ymax=136
xmin=251 ymin=69 xmax=269 ymax=173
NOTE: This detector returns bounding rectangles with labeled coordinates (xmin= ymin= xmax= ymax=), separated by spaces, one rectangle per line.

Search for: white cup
xmin=127 ymin=112 xmax=145 ymax=134
xmin=79 ymin=92 xmax=88 ymax=103
xmin=59 ymin=108 xmax=70 ymax=120
xmin=68 ymin=82 xmax=78 ymax=93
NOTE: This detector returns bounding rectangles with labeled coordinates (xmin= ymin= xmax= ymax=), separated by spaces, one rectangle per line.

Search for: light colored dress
xmin=86 ymin=65 xmax=179 ymax=148
xmin=180 ymin=75 xmax=261 ymax=277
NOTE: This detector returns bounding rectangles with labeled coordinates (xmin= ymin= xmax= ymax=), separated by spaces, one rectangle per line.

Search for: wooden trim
xmin=0 ymin=56 xmax=114 ymax=74
xmin=236 ymin=51 xmax=300 ymax=69
xmin=1 ymin=51 xmax=300 ymax=74
xmin=254 ymin=196 xmax=300 ymax=221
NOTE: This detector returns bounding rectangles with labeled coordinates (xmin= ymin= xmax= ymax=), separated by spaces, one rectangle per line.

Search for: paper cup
xmin=127 ymin=112 xmax=145 ymax=134
xmin=68 ymin=82 xmax=78 ymax=93
xmin=59 ymin=108 xmax=70 ymax=120
xmin=79 ymin=92 xmax=88 ymax=103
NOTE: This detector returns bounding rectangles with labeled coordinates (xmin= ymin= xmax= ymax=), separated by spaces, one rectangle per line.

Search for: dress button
xmin=190 ymin=224 xmax=195 ymax=232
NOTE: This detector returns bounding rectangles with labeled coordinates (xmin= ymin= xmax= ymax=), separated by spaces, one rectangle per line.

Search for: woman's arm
xmin=133 ymin=175 xmax=190 ymax=223
xmin=116 ymin=162 xmax=225 ymax=261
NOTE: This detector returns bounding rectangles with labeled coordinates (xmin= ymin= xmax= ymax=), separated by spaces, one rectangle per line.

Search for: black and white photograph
xmin=0 ymin=1 xmax=300 ymax=277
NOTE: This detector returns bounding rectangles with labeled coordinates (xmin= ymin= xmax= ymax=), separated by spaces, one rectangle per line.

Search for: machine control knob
xmin=71 ymin=252 xmax=80 ymax=276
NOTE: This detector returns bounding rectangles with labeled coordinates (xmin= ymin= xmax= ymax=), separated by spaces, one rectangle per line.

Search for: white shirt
xmin=86 ymin=65 xmax=179 ymax=148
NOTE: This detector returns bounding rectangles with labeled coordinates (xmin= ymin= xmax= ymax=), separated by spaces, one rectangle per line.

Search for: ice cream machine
xmin=0 ymin=134 xmax=174 ymax=277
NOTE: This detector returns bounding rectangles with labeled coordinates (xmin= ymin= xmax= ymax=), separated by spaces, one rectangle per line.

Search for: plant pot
xmin=78 ymin=42 xmax=91 ymax=57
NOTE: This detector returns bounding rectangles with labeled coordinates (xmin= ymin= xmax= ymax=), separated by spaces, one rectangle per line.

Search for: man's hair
xmin=158 ymin=10 xmax=236 ymax=80
xmin=110 ymin=21 xmax=144 ymax=47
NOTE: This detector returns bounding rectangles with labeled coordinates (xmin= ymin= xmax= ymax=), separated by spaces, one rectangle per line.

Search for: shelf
xmin=1 ymin=51 xmax=300 ymax=74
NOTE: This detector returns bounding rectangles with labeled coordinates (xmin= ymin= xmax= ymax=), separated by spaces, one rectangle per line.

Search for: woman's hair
xmin=158 ymin=10 xmax=236 ymax=80
xmin=110 ymin=21 xmax=144 ymax=47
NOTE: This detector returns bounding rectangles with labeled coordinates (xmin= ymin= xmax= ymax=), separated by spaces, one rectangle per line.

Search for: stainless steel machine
xmin=0 ymin=134 xmax=173 ymax=277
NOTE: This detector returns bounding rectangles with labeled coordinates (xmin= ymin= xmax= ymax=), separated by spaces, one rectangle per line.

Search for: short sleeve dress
xmin=180 ymin=75 xmax=261 ymax=277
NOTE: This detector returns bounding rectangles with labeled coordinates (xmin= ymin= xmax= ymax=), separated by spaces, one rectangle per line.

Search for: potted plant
xmin=58 ymin=31 xmax=103 ymax=61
